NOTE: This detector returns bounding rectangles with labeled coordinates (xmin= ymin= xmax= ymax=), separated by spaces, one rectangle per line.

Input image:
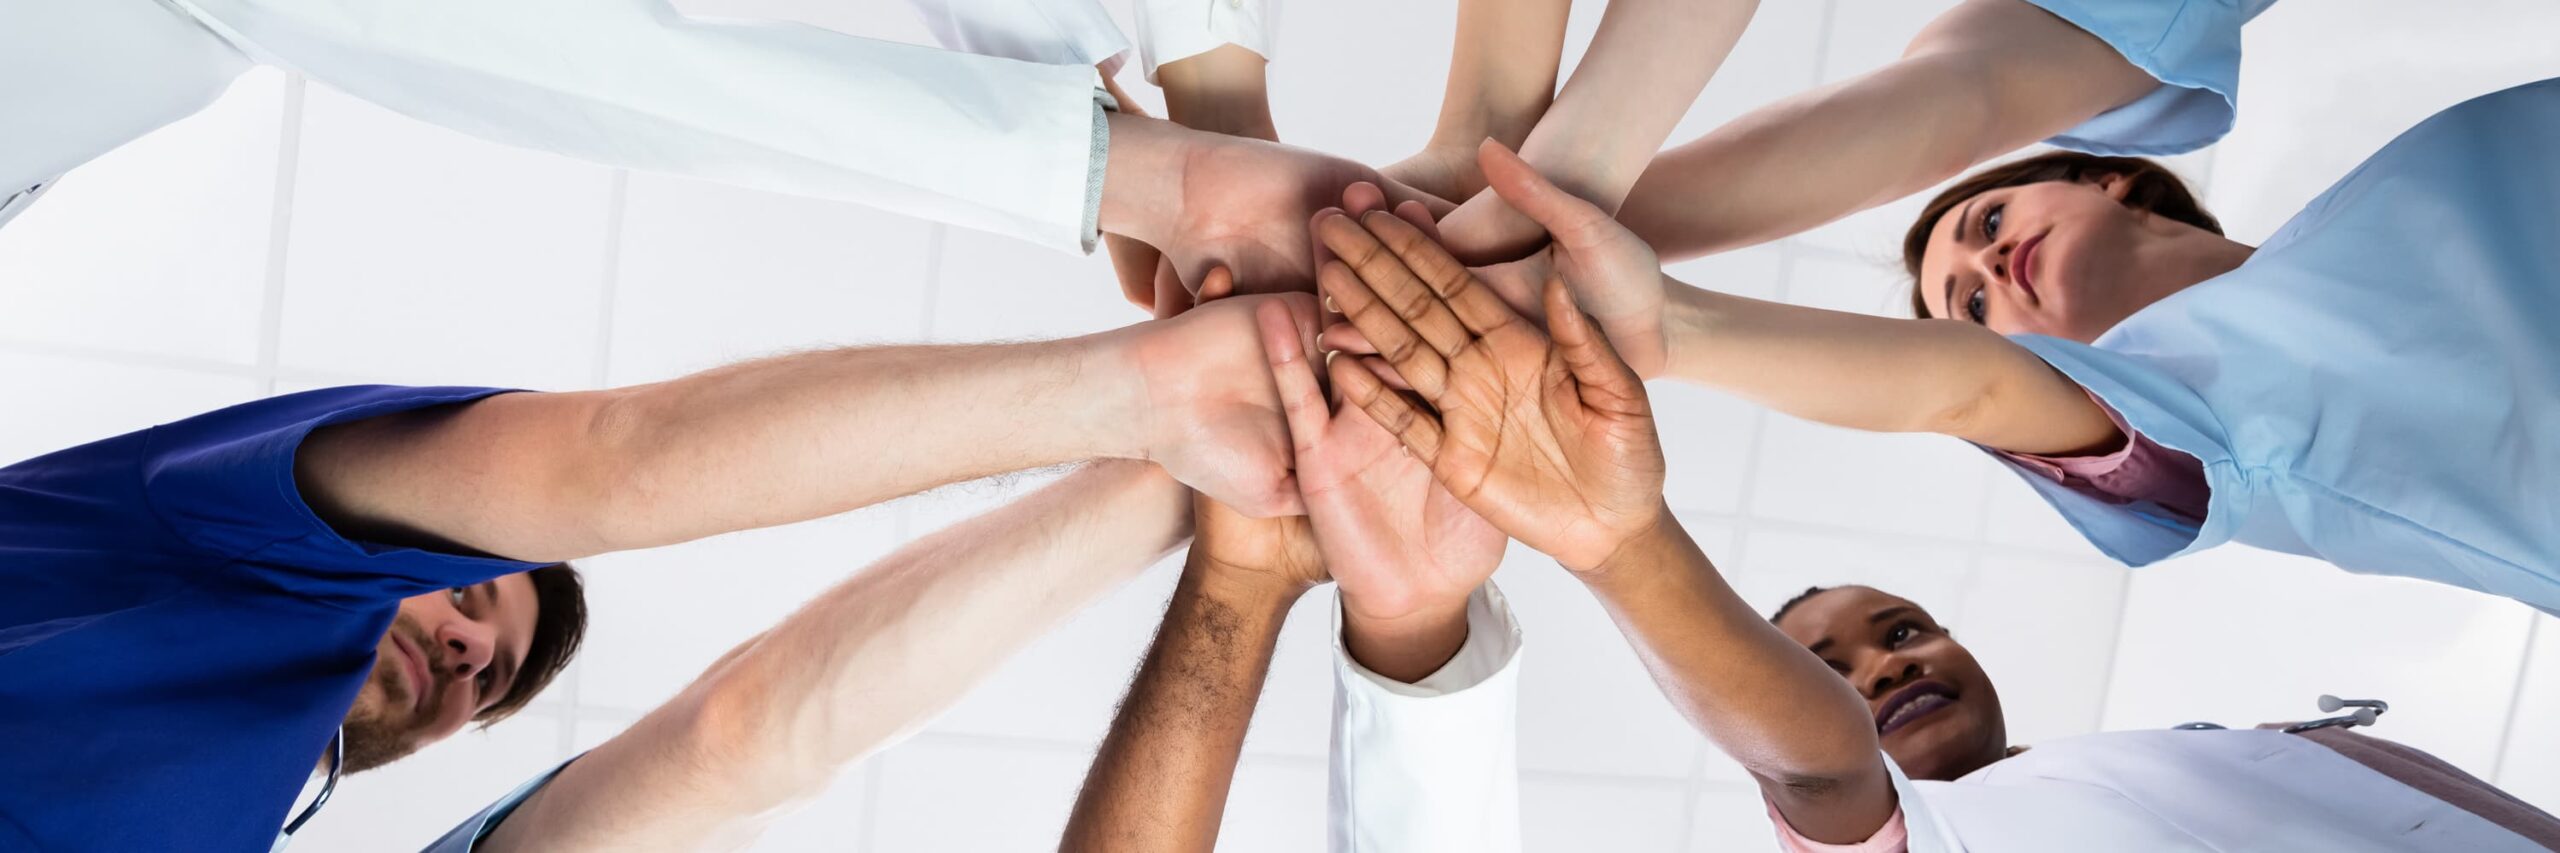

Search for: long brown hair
xmin=1903 ymin=152 xmax=2222 ymax=318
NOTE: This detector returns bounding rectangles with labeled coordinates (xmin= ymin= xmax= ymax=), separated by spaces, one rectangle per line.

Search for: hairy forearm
xmin=1427 ymin=0 xmax=1569 ymax=151
xmin=484 ymin=461 xmax=1191 ymax=852
xmin=1579 ymin=509 xmax=1893 ymax=842
xmin=1518 ymin=0 xmax=1752 ymax=210
xmin=1061 ymin=560 xmax=1301 ymax=851
xmin=1657 ymin=278 xmax=2115 ymax=454
xmin=1618 ymin=0 xmax=2157 ymax=259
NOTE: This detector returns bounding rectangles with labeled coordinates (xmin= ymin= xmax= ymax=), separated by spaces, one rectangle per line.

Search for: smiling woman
xmin=1757 ymin=583 xmax=2560 ymax=851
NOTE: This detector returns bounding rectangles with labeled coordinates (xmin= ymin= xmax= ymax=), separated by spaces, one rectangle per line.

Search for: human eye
xmin=1982 ymin=203 xmax=2004 ymax=240
xmin=449 ymin=587 xmax=466 ymax=606
xmin=1885 ymin=621 xmax=1923 ymax=648
xmin=1965 ymin=287 xmax=1987 ymax=324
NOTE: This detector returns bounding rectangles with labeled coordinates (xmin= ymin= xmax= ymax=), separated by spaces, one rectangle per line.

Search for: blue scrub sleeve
xmin=2023 ymin=0 xmax=2278 ymax=156
xmin=137 ymin=385 xmax=546 ymax=601
xmin=417 ymin=757 xmax=579 ymax=852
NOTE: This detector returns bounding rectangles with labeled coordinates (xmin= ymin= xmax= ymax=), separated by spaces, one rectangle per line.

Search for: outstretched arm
xmin=1617 ymin=0 xmax=2158 ymax=258
xmin=1656 ymin=277 xmax=2116 ymax=454
xmin=1452 ymin=142 xmax=2119 ymax=456
xmin=1307 ymin=210 xmax=1896 ymax=844
xmin=480 ymin=460 xmax=1192 ymax=852
xmin=1435 ymin=0 xmax=1757 ymax=260
xmin=297 ymin=292 xmax=1321 ymax=564
xmin=1381 ymin=0 xmax=1571 ymax=204
xmin=1059 ymin=496 xmax=1322 ymax=852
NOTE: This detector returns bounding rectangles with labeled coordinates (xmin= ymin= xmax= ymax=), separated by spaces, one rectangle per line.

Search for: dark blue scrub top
xmin=0 ymin=386 xmax=543 ymax=852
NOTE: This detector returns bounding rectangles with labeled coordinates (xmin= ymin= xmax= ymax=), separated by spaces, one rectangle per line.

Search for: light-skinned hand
xmin=1122 ymin=277 xmax=1321 ymax=517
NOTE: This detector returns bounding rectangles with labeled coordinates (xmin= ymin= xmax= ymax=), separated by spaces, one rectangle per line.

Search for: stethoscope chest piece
xmin=2174 ymin=694 xmax=2390 ymax=734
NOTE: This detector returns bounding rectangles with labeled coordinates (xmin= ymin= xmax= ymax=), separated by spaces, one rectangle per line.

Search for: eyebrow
xmin=1957 ymin=199 xmax=1976 ymax=244
xmin=1869 ymin=605 xmax=1914 ymax=626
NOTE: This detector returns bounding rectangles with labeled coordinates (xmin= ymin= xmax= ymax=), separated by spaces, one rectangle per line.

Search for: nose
xmin=1972 ymin=240 xmax=2013 ymax=284
xmin=433 ymin=615 xmax=496 ymax=680
xmin=1864 ymin=657 xmax=1924 ymax=700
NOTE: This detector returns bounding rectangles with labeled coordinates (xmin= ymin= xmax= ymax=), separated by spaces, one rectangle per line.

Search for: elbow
xmin=671 ymin=672 xmax=838 ymax=814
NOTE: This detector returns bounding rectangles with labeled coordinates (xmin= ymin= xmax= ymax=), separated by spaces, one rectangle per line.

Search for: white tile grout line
xmin=255 ymin=73 xmax=309 ymax=398
xmin=550 ymin=170 xmax=630 ymax=762
xmin=2489 ymin=613 xmax=2541 ymax=783
xmin=859 ymin=221 xmax=948 ymax=845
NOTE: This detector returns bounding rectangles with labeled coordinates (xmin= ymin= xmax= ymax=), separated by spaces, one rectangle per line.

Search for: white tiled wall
xmin=4 ymin=1 xmax=2555 ymax=851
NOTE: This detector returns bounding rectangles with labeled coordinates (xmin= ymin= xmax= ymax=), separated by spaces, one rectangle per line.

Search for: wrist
xmin=1571 ymin=503 xmax=1681 ymax=580
xmin=1192 ymin=555 xmax=1313 ymax=611
xmin=1081 ymin=326 xmax=1160 ymax=462
xmin=1098 ymin=112 xmax=1192 ymax=245
xmin=1514 ymin=122 xmax=1639 ymax=213
xmin=1656 ymin=274 xmax=1708 ymax=381
xmin=1341 ymin=594 xmax=1471 ymax=684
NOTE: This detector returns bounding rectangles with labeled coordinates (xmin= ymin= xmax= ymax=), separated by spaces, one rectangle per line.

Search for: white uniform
xmin=1328 ymin=584 xmax=2541 ymax=852
xmin=0 ymin=0 xmax=1274 ymax=254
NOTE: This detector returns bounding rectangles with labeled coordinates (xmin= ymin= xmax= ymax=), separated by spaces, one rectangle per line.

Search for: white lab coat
xmin=0 ymin=0 xmax=1273 ymax=254
xmin=1327 ymin=584 xmax=2539 ymax=852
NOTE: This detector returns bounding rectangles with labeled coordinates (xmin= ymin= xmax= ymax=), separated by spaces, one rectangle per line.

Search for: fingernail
xmin=1323 ymin=295 xmax=1337 ymax=313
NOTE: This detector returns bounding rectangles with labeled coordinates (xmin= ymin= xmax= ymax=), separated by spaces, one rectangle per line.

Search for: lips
xmin=1875 ymin=679 xmax=1959 ymax=736
xmin=389 ymin=631 xmax=435 ymax=716
xmin=2013 ymin=233 xmax=2045 ymax=305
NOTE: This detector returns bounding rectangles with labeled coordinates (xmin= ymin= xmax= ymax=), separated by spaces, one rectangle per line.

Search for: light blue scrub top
xmin=2024 ymin=0 xmax=2281 ymax=156
xmin=1998 ymin=78 xmax=2560 ymax=610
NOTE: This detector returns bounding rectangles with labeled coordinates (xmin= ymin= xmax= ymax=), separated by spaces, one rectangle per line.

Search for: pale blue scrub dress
xmin=2002 ymin=0 xmax=2560 ymax=611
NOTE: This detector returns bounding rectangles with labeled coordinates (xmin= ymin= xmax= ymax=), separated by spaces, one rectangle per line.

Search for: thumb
xmin=1543 ymin=276 xmax=1646 ymax=417
xmin=1478 ymin=140 xmax=1615 ymax=251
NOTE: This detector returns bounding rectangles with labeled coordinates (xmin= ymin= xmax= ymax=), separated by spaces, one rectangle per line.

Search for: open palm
xmin=1254 ymin=302 xmax=1503 ymax=620
xmin=1312 ymin=209 xmax=1665 ymax=574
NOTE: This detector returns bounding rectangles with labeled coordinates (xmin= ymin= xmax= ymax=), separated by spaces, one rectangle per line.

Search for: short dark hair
xmin=1769 ymin=585 xmax=1834 ymax=625
xmin=1903 ymin=151 xmax=2223 ymax=318
xmin=476 ymin=562 xmax=587 ymax=725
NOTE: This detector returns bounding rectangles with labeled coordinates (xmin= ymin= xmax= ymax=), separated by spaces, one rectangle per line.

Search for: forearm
xmin=1156 ymin=44 xmax=1278 ymax=141
xmin=1516 ymin=0 xmax=1752 ymax=210
xmin=1578 ymin=509 xmax=1893 ymax=841
xmin=1062 ymin=558 xmax=1302 ymax=851
xmin=1618 ymin=0 xmax=2157 ymax=258
xmin=483 ymin=461 xmax=1192 ymax=852
xmin=1426 ymin=0 xmax=1570 ymax=152
xmin=1656 ymin=276 xmax=2110 ymax=453
xmin=331 ymin=334 xmax=1147 ymax=563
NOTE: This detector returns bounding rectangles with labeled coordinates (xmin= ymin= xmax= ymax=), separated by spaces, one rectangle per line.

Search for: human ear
xmin=2088 ymin=171 xmax=2135 ymax=202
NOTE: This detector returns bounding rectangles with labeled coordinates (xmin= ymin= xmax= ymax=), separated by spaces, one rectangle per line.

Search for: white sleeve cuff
xmin=1132 ymin=0 xmax=1278 ymax=83
xmin=1328 ymin=583 xmax=1524 ymax=853
xmin=905 ymin=0 xmax=1134 ymax=80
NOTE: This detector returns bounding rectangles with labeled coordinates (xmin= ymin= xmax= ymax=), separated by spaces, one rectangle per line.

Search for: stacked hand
xmin=1307 ymin=162 xmax=1669 ymax=574
xmin=1323 ymin=142 xmax=1672 ymax=379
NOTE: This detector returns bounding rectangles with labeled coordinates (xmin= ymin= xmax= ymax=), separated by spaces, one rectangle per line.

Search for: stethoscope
xmin=0 ymin=178 xmax=55 ymax=231
xmin=2173 ymin=694 xmax=2390 ymax=734
xmin=271 ymin=727 xmax=344 ymax=853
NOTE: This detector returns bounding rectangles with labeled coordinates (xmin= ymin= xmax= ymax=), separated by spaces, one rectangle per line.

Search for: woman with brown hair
xmin=1324 ymin=0 xmax=2559 ymax=611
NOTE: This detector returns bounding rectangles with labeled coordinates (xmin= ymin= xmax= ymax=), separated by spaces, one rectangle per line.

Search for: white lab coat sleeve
xmin=1131 ymin=0 xmax=1276 ymax=83
xmin=165 ymin=0 xmax=1112 ymax=253
xmin=903 ymin=0 xmax=1133 ymax=79
xmin=1328 ymin=583 xmax=1524 ymax=853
